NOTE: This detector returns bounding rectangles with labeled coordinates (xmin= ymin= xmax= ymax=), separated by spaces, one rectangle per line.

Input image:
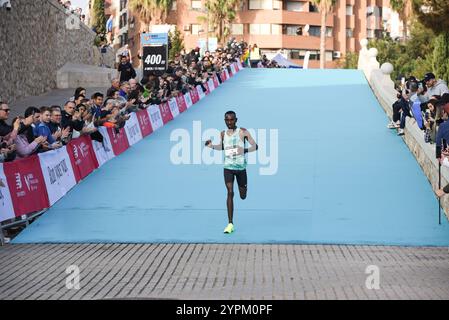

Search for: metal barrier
xmin=0 ymin=210 xmax=46 ymax=246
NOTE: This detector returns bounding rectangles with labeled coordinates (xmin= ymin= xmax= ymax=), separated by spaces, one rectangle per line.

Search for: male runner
xmin=205 ymin=111 xmax=258 ymax=233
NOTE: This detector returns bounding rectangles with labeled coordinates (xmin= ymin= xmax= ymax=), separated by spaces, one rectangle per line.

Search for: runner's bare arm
xmin=205 ymin=131 xmax=224 ymax=150
xmin=241 ymin=128 xmax=258 ymax=153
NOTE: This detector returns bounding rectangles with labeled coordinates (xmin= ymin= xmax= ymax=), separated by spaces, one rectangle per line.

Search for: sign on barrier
xmin=148 ymin=104 xmax=164 ymax=131
xmin=67 ymin=136 xmax=99 ymax=183
xmin=159 ymin=102 xmax=174 ymax=124
xmin=176 ymin=94 xmax=188 ymax=113
xmin=190 ymin=88 xmax=200 ymax=104
xmin=230 ymin=64 xmax=236 ymax=75
xmin=124 ymin=112 xmax=143 ymax=146
xmin=207 ymin=79 xmax=215 ymax=92
xmin=197 ymin=85 xmax=206 ymax=100
xmin=3 ymin=155 xmax=49 ymax=216
xmin=95 ymin=127 xmax=116 ymax=166
xmin=184 ymin=92 xmax=193 ymax=109
xmin=0 ymin=163 xmax=15 ymax=223
xmin=107 ymin=127 xmax=130 ymax=156
xmin=168 ymin=98 xmax=180 ymax=118
xmin=136 ymin=109 xmax=153 ymax=137
xmin=225 ymin=68 xmax=230 ymax=79
xmin=38 ymin=147 xmax=77 ymax=206
xmin=213 ymin=74 xmax=220 ymax=88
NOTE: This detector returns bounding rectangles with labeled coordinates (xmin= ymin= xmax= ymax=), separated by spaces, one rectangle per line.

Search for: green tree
xmin=338 ymin=52 xmax=359 ymax=69
xmin=412 ymin=0 xmax=449 ymax=83
xmin=310 ymin=0 xmax=337 ymax=69
xmin=129 ymin=0 xmax=174 ymax=29
xmin=169 ymin=27 xmax=185 ymax=60
xmin=92 ymin=0 xmax=106 ymax=35
xmin=205 ymin=0 xmax=241 ymax=45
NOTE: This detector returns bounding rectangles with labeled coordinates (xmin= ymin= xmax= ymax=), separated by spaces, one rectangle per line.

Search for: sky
xmin=70 ymin=0 xmax=88 ymax=12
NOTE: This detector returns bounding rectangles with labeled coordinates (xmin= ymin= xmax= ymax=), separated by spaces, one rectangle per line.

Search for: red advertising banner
xmin=136 ymin=109 xmax=153 ymax=137
xmin=221 ymin=71 xmax=227 ymax=82
xmin=204 ymin=82 xmax=210 ymax=95
xmin=107 ymin=127 xmax=130 ymax=156
xmin=176 ymin=94 xmax=188 ymax=113
xmin=67 ymin=135 xmax=99 ymax=183
xmin=190 ymin=88 xmax=200 ymax=104
xmin=3 ymin=155 xmax=49 ymax=216
xmin=159 ymin=102 xmax=174 ymax=124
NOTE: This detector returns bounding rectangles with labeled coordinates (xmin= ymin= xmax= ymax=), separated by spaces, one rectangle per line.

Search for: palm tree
xmin=390 ymin=0 xmax=412 ymax=41
xmin=310 ymin=0 xmax=336 ymax=69
xmin=129 ymin=0 xmax=173 ymax=30
xmin=205 ymin=0 xmax=241 ymax=45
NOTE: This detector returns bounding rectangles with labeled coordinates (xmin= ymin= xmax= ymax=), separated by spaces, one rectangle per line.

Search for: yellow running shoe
xmin=223 ymin=223 xmax=234 ymax=234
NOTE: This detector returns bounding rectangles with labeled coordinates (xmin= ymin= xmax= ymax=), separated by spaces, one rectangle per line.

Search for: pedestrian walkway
xmin=0 ymin=243 xmax=448 ymax=299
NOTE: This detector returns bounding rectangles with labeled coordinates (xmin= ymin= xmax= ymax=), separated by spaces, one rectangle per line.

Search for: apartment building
xmin=97 ymin=0 xmax=401 ymax=69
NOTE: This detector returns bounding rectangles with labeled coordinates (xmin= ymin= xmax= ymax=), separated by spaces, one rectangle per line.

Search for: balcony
xmin=245 ymin=34 xmax=334 ymax=51
xmin=236 ymin=10 xmax=333 ymax=27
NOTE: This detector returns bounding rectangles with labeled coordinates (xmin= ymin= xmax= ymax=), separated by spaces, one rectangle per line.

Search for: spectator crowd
xmin=0 ymin=41 xmax=250 ymax=163
xmin=387 ymin=72 xmax=449 ymax=196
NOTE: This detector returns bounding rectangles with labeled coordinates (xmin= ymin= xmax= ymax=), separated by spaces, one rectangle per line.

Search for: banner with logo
xmin=124 ymin=112 xmax=143 ymax=146
xmin=207 ymin=79 xmax=215 ymax=92
xmin=107 ymin=127 xmax=130 ymax=156
xmin=190 ymin=88 xmax=199 ymax=104
xmin=147 ymin=104 xmax=164 ymax=131
xmin=38 ymin=147 xmax=77 ymax=206
xmin=67 ymin=135 xmax=100 ymax=183
xmin=237 ymin=60 xmax=243 ymax=70
xmin=176 ymin=94 xmax=188 ymax=113
xmin=3 ymin=155 xmax=49 ymax=216
xmin=141 ymin=33 xmax=168 ymax=77
xmin=213 ymin=74 xmax=220 ymax=88
xmin=136 ymin=109 xmax=153 ymax=137
xmin=197 ymin=85 xmax=206 ymax=100
xmin=95 ymin=127 xmax=116 ymax=167
xmin=230 ymin=64 xmax=236 ymax=75
xmin=168 ymin=98 xmax=180 ymax=118
xmin=221 ymin=70 xmax=227 ymax=82
xmin=0 ymin=163 xmax=15 ymax=222
xmin=184 ymin=92 xmax=193 ymax=109
xmin=225 ymin=68 xmax=230 ymax=79
xmin=159 ymin=102 xmax=174 ymax=124
xmin=204 ymin=82 xmax=210 ymax=95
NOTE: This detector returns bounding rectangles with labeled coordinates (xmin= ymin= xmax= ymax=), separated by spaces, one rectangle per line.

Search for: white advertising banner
xmin=197 ymin=85 xmax=206 ymax=100
xmin=96 ymin=127 xmax=116 ymax=166
xmin=168 ymin=98 xmax=180 ymax=118
xmin=184 ymin=92 xmax=193 ymax=109
xmin=124 ymin=112 xmax=143 ymax=146
xmin=147 ymin=104 xmax=164 ymax=131
xmin=0 ymin=163 xmax=15 ymax=222
xmin=38 ymin=147 xmax=77 ymax=206
xmin=207 ymin=79 xmax=215 ymax=92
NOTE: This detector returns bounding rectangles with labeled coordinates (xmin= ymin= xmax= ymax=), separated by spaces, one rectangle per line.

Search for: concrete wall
xmin=0 ymin=0 xmax=115 ymax=103
xmin=358 ymin=40 xmax=449 ymax=221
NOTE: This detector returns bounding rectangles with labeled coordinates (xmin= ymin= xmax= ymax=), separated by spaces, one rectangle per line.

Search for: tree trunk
xmin=320 ymin=9 xmax=326 ymax=69
xmin=402 ymin=19 xmax=407 ymax=41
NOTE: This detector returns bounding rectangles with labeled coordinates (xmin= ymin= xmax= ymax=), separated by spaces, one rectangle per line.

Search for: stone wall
xmin=358 ymin=39 xmax=449 ymax=222
xmin=0 ymin=0 xmax=115 ymax=103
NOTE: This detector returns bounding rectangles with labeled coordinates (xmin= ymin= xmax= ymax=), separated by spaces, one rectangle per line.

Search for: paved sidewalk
xmin=0 ymin=244 xmax=448 ymax=300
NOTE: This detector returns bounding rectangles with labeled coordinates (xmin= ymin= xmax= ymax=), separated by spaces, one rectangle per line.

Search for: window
xmin=249 ymin=0 xmax=273 ymax=10
xmin=249 ymin=24 xmax=271 ymax=35
xmin=191 ymin=24 xmax=201 ymax=35
xmin=326 ymin=27 xmax=333 ymax=37
xmin=309 ymin=3 xmax=318 ymax=12
xmin=120 ymin=0 xmax=127 ymax=11
xmin=191 ymin=0 xmax=202 ymax=9
xmin=120 ymin=13 xmax=127 ymax=29
xmin=172 ymin=0 xmax=177 ymax=10
xmin=308 ymin=26 xmax=320 ymax=37
xmin=271 ymin=24 xmax=281 ymax=35
xmin=367 ymin=29 xmax=374 ymax=38
xmin=231 ymin=24 xmax=244 ymax=35
xmin=286 ymin=1 xmax=305 ymax=12
xmin=325 ymin=51 xmax=332 ymax=62
xmin=273 ymin=0 xmax=281 ymax=10
xmin=346 ymin=28 xmax=353 ymax=37
xmin=120 ymin=32 xmax=128 ymax=47
xmin=346 ymin=5 xmax=353 ymax=16
xmin=285 ymin=25 xmax=303 ymax=36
